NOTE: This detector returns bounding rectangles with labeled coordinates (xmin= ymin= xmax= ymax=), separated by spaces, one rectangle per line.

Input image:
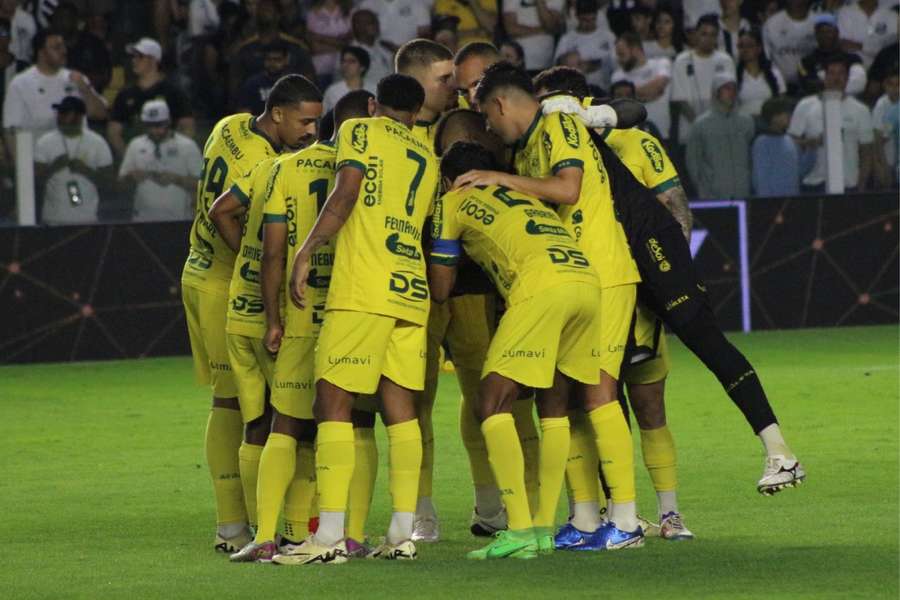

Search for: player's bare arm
xmin=261 ymin=220 xmax=287 ymax=354
xmin=427 ymin=263 xmax=458 ymax=304
xmin=290 ymin=165 xmax=362 ymax=308
xmin=207 ymin=190 xmax=247 ymax=253
xmin=657 ymin=185 xmax=692 ymax=241
xmin=453 ymin=166 xmax=583 ymax=206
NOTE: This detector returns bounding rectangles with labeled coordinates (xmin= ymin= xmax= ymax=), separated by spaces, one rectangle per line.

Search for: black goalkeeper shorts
xmin=634 ymin=225 xmax=711 ymax=331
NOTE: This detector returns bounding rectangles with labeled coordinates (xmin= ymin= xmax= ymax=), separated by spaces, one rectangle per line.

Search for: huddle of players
xmin=181 ymin=37 xmax=807 ymax=565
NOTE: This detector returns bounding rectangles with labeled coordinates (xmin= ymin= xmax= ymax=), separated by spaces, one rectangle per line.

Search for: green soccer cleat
xmin=534 ymin=527 xmax=555 ymax=555
xmin=467 ymin=529 xmax=538 ymax=560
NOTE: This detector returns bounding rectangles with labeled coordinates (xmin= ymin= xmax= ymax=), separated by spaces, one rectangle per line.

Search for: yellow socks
xmin=205 ymin=407 xmax=246 ymax=527
xmin=316 ymin=421 xmax=355 ymax=512
xmin=254 ymin=433 xmax=296 ymax=543
xmin=387 ymin=420 xmax=423 ymax=514
xmin=238 ymin=441 xmax=263 ymax=528
xmin=460 ymin=391 xmax=494 ymax=488
xmin=347 ymin=427 xmax=378 ymax=541
xmin=565 ymin=413 xmax=603 ymax=532
xmin=534 ymin=417 xmax=570 ymax=528
xmin=640 ymin=426 xmax=677 ymax=493
xmin=482 ymin=413 xmax=532 ymax=531
xmin=512 ymin=396 xmax=540 ymax=513
xmin=283 ymin=442 xmax=316 ymax=541
xmin=587 ymin=403 xmax=636 ymax=505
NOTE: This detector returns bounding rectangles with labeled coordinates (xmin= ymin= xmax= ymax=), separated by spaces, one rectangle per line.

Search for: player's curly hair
xmin=376 ymin=73 xmax=425 ymax=113
xmin=440 ymin=141 xmax=498 ymax=181
xmin=474 ymin=61 xmax=534 ymax=105
xmin=266 ymin=74 xmax=322 ymax=111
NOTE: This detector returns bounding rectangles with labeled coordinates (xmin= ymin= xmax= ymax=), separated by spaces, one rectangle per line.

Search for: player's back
xmin=600 ymin=127 xmax=680 ymax=193
xmin=264 ymin=141 xmax=338 ymax=338
xmin=513 ymin=111 xmax=639 ymax=289
xmin=434 ymin=184 xmax=600 ymax=305
xmin=183 ymin=113 xmax=280 ymax=292
xmin=327 ymin=116 xmax=439 ymax=326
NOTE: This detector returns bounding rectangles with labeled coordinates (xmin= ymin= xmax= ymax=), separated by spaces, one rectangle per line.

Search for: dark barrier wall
xmin=1 ymin=194 xmax=897 ymax=363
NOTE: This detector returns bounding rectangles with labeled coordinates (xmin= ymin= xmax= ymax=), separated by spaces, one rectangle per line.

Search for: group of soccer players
xmin=181 ymin=37 xmax=806 ymax=565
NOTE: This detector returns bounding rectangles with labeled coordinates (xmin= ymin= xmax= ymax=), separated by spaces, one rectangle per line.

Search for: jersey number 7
xmin=405 ymin=149 xmax=427 ymax=217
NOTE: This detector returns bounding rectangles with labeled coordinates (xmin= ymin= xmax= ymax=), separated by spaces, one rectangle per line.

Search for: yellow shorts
xmin=315 ymin=310 xmax=427 ymax=394
xmin=183 ymin=284 xmax=238 ymax=398
xmin=271 ymin=336 xmax=316 ymax=420
xmin=226 ymin=333 xmax=274 ymax=423
xmin=622 ymin=303 xmax=670 ymax=385
xmin=483 ymin=282 xmax=602 ymax=388
xmin=598 ymin=284 xmax=638 ymax=381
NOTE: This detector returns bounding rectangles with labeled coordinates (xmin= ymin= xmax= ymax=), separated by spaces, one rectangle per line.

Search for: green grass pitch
xmin=1 ymin=325 xmax=897 ymax=599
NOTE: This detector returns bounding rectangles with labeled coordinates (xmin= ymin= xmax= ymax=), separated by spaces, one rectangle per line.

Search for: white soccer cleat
xmin=271 ymin=536 xmax=348 ymax=565
xmin=658 ymin=512 xmax=694 ymax=541
xmin=411 ymin=515 xmax=440 ymax=543
xmin=637 ymin=515 xmax=660 ymax=537
xmin=757 ymin=455 xmax=806 ymax=496
xmin=214 ymin=527 xmax=252 ymax=554
xmin=470 ymin=507 xmax=508 ymax=537
xmin=367 ymin=539 xmax=418 ymax=560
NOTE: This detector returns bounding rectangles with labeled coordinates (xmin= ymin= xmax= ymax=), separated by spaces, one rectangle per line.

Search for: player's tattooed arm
xmin=208 ymin=190 xmax=248 ymax=253
xmin=290 ymin=166 xmax=363 ymax=309
xmin=658 ymin=185 xmax=692 ymax=242
xmin=261 ymin=221 xmax=287 ymax=354
xmin=453 ymin=166 xmax=583 ymax=205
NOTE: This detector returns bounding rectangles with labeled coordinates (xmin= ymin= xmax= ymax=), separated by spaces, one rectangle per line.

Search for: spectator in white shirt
xmin=644 ymin=6 xmax=682 ymax=60
xmin=837 ymin=0 xmax=898 ymax=68
xmin=670 ymin=14 xmax=736 ymax=144
xmin=350 ymin=8 xmax=394 ymax=87
xmin=501 ymin=0 xmax=565 ymax=71
xmin=613 ymin=31 xmax=673 ymax=139
xmin=871 ymin=68 xmax=899 ymax=187
xmin=3 ymin=28 xmax=107 ymax=153
xmin=718 ymin=0 xmax=751 ymax=58
xmin=735 ymin=29 xmax=786 ymax=118
xmin=322 ymin=45 xmax=375 ymax=114
xmin=119 ymin=100 xmax=202 ymax=222
xmin=763 ymin=0 xmax=817 ymax=89
xmin=553 ymin=0 xmax=615 ymax=90
xmin=33 ymin=96 xmax=113 ymax=224
xmin=355 ymin=0 xmax=430 ymax=51
xmin=788 ymin=56 xmax=876 ymax=192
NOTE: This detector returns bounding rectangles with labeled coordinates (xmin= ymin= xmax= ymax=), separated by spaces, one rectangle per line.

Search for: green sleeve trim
xmin=230 ymin=183 xmax=250 ymax=206
xmin=652 ymin=177 xmax=681 ymax=194
xmin=551 ymin=158 xmax=584 ymax=174
xmin=429 ymin=254 xmax=459 ymax=266
xmin=263 ymin=213 xmax=287 ymax=223
xmin=337 ymin=159 xmax=365 ymax=172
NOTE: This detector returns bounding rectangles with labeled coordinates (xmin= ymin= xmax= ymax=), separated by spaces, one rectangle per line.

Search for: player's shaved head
xmin=434 ymin=108 xmax=504 ymax=163
xmin=334 ymin=89 xmax=374 ymax=131
xmin=440 ymin=141 xmax=499 ymax=182
xmin=533 ymin=66 xmax=590 ymax=99
xmin=395 ymin=38 xmax=454 ymax=74
xmin=474 ymin=61 xmax=534 ymax=105
xmin=454 ymin=41 xmax=500 ymax=66
xmin=453 ymin=42 xmax=501 ymax=105
xmin=266 ymin=74 xmax=323 ymax=111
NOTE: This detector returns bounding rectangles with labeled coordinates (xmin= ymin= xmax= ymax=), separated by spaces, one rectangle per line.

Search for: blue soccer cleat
xmin=554 ymin=523 xmax=604 ymax=551
xmin=594 ymin=521 xmax=645 ymax=550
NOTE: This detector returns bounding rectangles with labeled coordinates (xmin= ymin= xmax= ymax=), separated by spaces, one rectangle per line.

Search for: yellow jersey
xmin=225 ymin=156 xmax=280 ymax=338
xmin=512 ymin=109 xmax=639 ymax=289
xmin=431 ymin=184 xmax=600 ymax=306
xmin=599 ymin=128 xmax=680 ymax=194
xmin=411 ymin=115 xmax=440 ymax=154
xmin=263 ymin=141 xmax=337 ymax=339
xmin=183 ymin=113 xmax=280 ymax=293
xmin=328 ymin=116 xmax=440 ymax=325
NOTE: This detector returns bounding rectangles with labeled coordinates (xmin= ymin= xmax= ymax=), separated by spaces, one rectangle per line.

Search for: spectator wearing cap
xmin=3 ymin=28 xmax=107 ymax=154
xmin=870 ymin=67 xmax=898 ymax=187
xmin=752 ymin=97 xmax=801 ymax=196
xmin=501 ymin=0 xmax=565 ymax=71
xmin=33 ymin=95 xmax=113 ymax=224
xmin=686 ymin=72 xmax=755 ymax=198
xmin=433 ymin=0 xmax=497 ymax=47
xmin=305 ymin=0 xmax=352 ymax=83
xmin=762 ymin=0 xmax=817 ymax=90
xmin=798 ymin=14 xmax=867 ymax=96
xmin=788 ymin=56 xmax=876 ymax=192
xmin=670 ymin=14 xmax=736 ymax=145
xmin=837 ymin=0 xmax=898 ymax=69
xmin=322 ymin=45 xmax=374 ymax=114
xmin=350 ymin=9 xmax=393 ymax=87
xmin=50 ymin=1 xmax=111 ymax=94
xmin=119 ymin=99 xmax=203 ymax=222
xmin=228 ymin=0 xmax=316 ymax=103
xmin=613 ymin=30 xmax=672 ymax=140
xmin=355 ymin=0 xmax=430 ymax=52
xmin=736 ymin=29 xmax=786 ymax=119
xmin=554 ymin=0 xmax=615 ymax=90
xmin=236 ymin=42 xmax=289 ymax=115
xmin=718 ymin=0 xmax=751 ymax=59
xmin=107 ymin=37 xmax=193 ymax=158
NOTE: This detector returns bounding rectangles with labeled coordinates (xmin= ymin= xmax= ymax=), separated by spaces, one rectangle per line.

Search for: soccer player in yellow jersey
xmin=181 ymin=74 xmax=324 ymax=553
xmin=454 ymin=41 xmax=501 ymax=108
xmin=277 ymin=74 xmax=439 ymax=565
xmin=431 ymin=141 xmax=610 ymax=559
xmin=458 ymin=62 xmax=644 ymax=550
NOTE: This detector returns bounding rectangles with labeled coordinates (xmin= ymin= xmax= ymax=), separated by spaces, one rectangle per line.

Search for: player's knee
xmin=629 ymin=381 xmax=667 ymax=429
xmin=536 ymin=371 xmax=571 ymax=418
xmin=477 ymin=372 xmax=518 ymax=421
xmin=351 ymin=409 xmax=376 ymax=429
xmin=313 ymin=379 xmax=354 ymax=423
xmin=271 ymin=410 xmax=316 ymax=441
xmin=581 ymin=372 xmax=619 ymax=411
xmin=212 ymin=396 xmax=240 ymax=411
xmin=244 ymin=413 xmax=271 ymax=445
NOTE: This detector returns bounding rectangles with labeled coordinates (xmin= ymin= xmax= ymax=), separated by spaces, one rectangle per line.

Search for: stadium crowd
xmin=0 ymin=0 xmax=897 ymax=224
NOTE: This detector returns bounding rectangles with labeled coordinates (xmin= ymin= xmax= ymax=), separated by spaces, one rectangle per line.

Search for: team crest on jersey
xmin=351 ymin=123 xmax=368 ymax=153
xmin=641 ymin=139 xmax=665 ymax=173
xmin=558 ymin=113 xmax=580 ymax=148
